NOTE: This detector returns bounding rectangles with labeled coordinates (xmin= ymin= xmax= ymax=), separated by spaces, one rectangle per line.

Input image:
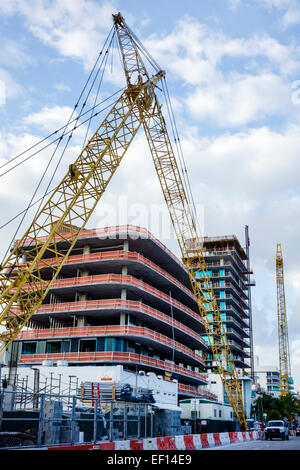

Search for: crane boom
xmin=114 ymin=13 xmax=246 ymax=430
xmin=0 ymin=12 xmax=247 ymax=430
xmin=276 ymin=243 xmax=291 ymax=396
xmin=0 ymin=70 xmax=163 ymax=353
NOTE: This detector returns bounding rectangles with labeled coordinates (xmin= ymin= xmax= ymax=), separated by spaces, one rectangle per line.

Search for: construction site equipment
xmin=0 ymin=13 xmax=247 ymax=430
xmin=80 ymin=382 xmax=155 ymax=404
xmin=276 ymin=243 xmax=292 ymax=396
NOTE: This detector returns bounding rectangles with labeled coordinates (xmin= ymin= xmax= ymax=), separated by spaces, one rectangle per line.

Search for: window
xmin=115 ymin=338 xmax=123 ymax=352
xmin=62 ymin=341 xmax=70 ymax=353
xmin=79 ymin=339 xmax=96 ymax=352
xmin=219 ymin=410 xmax=222 ymax=418
xmin=214 ymin=409 xmax=217 ymax=418
xmin=22 ymin=342 xmax=36 ymax=355
xmin=105 ymin=338 xmax=114 ymax=352
xmin=46 ymin=341 xmax=61 ymax=354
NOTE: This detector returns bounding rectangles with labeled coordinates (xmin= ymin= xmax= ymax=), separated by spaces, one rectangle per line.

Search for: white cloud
xmin=260 ymin=0 xmax=300 ymax=28
xmin=0 ymin=40 xmax=32 ymax=68
xmin=0 ymin=68 xmax=23 ymax=100
xmin=0 ymin=0 xmax=118 ymax=70
xmin=143 ymin=16 xmax=300 ymax=128
xmin=227 ymin=0 xmax=242 ymax=11
xmin=54 ymin=83 xmax=71 ymax=92
xmin=185 ymin=72 xmax=291 ymax=127
xmin=23 ymin=105 xmax=77 ymax=133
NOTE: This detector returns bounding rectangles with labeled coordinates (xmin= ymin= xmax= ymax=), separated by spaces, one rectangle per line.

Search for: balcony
xmin=18 ymin=325 xmax=206 ymax=366
xmin=212 ymin=282 xmax=249 ymax=300
xmin=18 ymin=299 xmax=206 ymax=349
xmin=19 ymin=351 xmax=208 ymax=385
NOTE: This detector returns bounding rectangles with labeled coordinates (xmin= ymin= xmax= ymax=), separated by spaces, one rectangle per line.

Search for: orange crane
xmin=276 ymin=243 xmax=292 ymax=396
xmin=0 ymin=12 xmax=247 ymax=430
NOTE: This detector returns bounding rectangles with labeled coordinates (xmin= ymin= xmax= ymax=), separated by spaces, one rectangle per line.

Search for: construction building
xmin=198 ymin=233 xmax=254 ymax=374
xmin=2 ymin=225 xmax=217 ymax=404
xmin=253 ymin=356 xmax=294 ymax=398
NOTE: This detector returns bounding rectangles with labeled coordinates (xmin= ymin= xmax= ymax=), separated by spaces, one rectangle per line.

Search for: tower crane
xmin=0 ymin=13 xmax=247 ymax=430
xmin=276 ymin=243 xmax=291 ymax=396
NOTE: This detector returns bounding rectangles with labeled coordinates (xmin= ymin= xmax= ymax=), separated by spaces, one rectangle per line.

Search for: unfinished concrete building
xmin=5 ymin=225 xmax=218 ymax=403
xmin=198 ymin=234 xmax=254 ymax=373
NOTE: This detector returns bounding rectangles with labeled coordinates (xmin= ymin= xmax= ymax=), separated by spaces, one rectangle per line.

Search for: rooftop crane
xmin=276 ymin=243 xmax=291 ymax=396
xmin=0 ymin=12 xmax=247 ymax=430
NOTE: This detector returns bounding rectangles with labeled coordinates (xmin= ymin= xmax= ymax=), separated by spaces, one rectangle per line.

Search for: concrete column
xmin=78 ymin=293 xmax=87 ymax=301
xmin=120 ymin=265 xmax=127 ymax=325
xmin=83 ymin=245 xmax=91 ymax=255
xmin=123 ymin=240 xmax=129 ymax=251
xmin=78 ymin=268 xmax=89 ymax=277
xmin=77 ymin=316 xmax=86 ymax=327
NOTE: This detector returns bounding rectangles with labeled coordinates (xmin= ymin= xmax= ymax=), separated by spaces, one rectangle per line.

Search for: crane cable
xmin=0 ymin=89 xmax=124 ymax=179
xmin=0 ymin=91 xmax=125 ymax=231
xmin=0 ymin=27 xmax=116 ymax=265
xmin=0 ymin=25 xmax=115 ymax=176
xmin=126 ymin=28 xmax=203 ymax=239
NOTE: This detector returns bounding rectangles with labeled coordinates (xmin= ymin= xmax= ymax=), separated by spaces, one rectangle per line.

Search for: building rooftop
xmin=202 ymin=235 xmax=248 ymax=261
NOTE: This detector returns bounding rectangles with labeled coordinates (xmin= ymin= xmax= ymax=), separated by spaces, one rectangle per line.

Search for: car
xmin=296 ymin=426 xmax=300 ymax=437
xmin=265 ymin=420 xmax=289 ymax=441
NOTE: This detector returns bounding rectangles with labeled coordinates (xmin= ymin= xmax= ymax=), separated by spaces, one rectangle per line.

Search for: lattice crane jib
xmin=113 ymin=13 xmax=246 ymax=430
xmin=276 ymin=243 xmax=291 ymax=396
xmin=0 ymin=12 xmax=246 ymax=430
xmin=0 ymin=70 xmax=163 ymax=352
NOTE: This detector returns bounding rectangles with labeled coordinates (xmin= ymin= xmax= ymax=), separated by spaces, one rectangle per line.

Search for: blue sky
xmin=0 ymin=0 xmax=300 ymax=392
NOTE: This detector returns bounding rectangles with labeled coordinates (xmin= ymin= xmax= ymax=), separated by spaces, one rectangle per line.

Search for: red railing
xmin=19 ymin=351 xmax=207 ymax=383
xmin=20 ymin=225 xmax=186 ymax=269
xmin=16 ymin=325 xmax=205 ymax=364
xmin=18 ymin=274 xmax=202 ymax=323
xmin=18 ymin=299 xmax=206 ymax=347
xmin=178 ymin=383 xmax=217 ymax=401
xmin=37 ymin=250 xmax=195 ymax=301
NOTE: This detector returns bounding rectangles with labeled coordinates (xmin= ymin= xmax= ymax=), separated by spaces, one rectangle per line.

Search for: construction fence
xmin=0 ymin=388 xmax=157 ymax=449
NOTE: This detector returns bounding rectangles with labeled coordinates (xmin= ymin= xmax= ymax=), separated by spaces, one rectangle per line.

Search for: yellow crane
xmin=276 ymin=243 xmax=291 ymax=396
xmin=0 ymin=12 xmax=247 ymax=430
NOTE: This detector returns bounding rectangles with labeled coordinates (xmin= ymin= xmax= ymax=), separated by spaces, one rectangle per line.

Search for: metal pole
xmin=93 ymin=398 xmax=98 ymax=443
xmin=71 ymin=395 xmax=76 ymax=445
xmin=109 ymin=402 xmax=113 ymax=441
xmin=37 ymin=393 xmax=45 ymax=447
xmin=194 ymin=398 xmax=196 ymax=433
xmin=124 ymin=403 xmax=127 ymax=440
xmin=150 ymin=407 xmax=153 ymax=437
xmin=138 ymin=403 xmax=141 ymax=438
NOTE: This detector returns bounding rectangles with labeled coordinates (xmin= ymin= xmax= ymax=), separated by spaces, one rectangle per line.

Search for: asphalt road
xmin=205 ymin=435 xmax=300 ymax=450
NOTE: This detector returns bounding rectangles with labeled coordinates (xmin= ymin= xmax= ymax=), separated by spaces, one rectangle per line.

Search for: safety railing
xmin=17 ymin=325 xmax=206 ymax=364
xmin=19 ymin=352 xmax=208 ymax=383
xmin=0 ymin=389 xmax=154 ymax=449
xmin=17 ymin=300 xmax=206 ymax=346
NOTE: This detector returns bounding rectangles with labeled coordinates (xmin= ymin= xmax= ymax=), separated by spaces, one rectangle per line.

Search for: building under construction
xmin=3 ymin=225 xmax=218 ymax=404
xmin=199 ymin=231 xmax=255 ymax=375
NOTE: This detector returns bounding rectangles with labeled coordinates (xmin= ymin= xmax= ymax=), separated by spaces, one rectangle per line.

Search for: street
xmin=205 ymin=436 xmax=300 ymax=450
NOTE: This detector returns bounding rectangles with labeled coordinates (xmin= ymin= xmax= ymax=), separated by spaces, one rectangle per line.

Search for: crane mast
xmin=276 ymin=243 xmax=291 ymax=396
xmin=114 ymin=13 xmax=247 ymax=430
xmin=0 ymin=12 xmax=247 ymax=430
